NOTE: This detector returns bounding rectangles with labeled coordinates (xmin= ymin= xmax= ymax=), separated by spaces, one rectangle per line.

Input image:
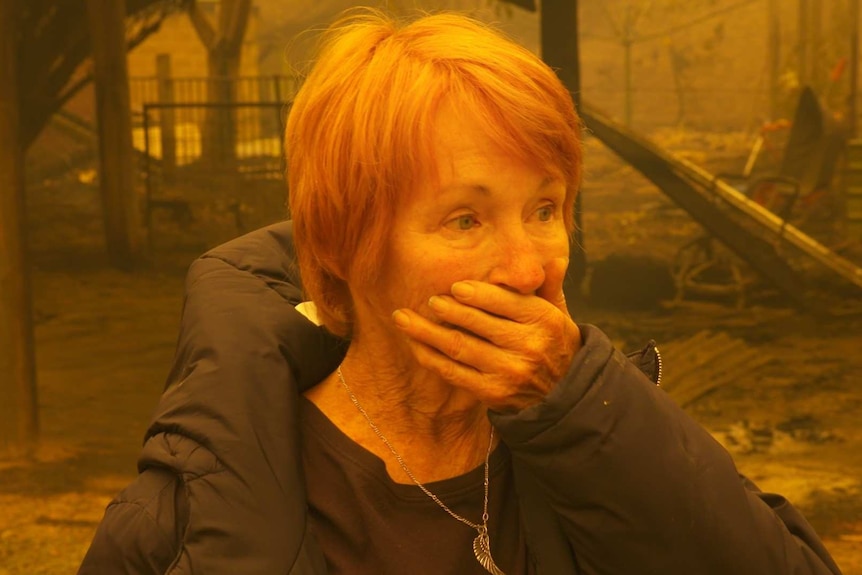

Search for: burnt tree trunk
xmin=86 ymin=0 xmax=144 ymax=268
xmin=189 ymin=0 xmax=252 ymax=167
xmin=0 ymin=0 xmax=39 ymax=458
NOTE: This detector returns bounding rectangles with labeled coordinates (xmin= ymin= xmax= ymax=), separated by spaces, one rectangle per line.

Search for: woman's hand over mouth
xmin=392 ymin=257 xmax=582 ymax=413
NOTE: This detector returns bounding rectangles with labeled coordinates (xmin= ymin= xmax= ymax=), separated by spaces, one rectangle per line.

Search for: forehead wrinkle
xmin=438 ymin=183 xmax=491 ymax=197
xmin=439 ymin=175 xmax=557 ymax=197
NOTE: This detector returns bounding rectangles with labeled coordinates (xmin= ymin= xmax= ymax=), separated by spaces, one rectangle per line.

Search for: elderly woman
xmin=79 ymin=9 xmax=841 ymax=575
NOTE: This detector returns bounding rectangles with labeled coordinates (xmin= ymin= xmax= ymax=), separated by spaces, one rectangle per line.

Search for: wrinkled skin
xmin=351 ymin=102 xmax=582 ymax=415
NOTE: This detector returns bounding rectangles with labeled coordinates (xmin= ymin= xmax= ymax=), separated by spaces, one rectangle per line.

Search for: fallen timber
xmin=580 ymin=102 xmax=862 ymax=313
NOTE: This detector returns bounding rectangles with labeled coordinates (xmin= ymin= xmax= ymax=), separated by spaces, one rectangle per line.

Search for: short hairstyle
xmin=286 ymin=8 xmax=583 ymax=338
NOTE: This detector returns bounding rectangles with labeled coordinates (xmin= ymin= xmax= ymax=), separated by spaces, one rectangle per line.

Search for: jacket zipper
xmin=654 ymin=345 xmax=663 ymax=387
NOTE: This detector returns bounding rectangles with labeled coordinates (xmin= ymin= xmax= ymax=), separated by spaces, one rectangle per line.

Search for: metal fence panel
xmin=141 ymin=101 xmax=290 ymax=250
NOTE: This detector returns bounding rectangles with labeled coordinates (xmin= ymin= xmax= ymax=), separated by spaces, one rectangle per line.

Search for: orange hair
xmin=286 ymin=8 xmax=582 ymax=337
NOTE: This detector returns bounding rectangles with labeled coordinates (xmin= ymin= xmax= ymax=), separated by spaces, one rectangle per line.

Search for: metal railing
xmin=129 ymin=75 xmax=298 ymax=111
xmin=140 ymin=101 xmax=290 ymax=248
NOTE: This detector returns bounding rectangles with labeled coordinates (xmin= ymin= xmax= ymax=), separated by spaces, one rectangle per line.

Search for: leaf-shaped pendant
xmin=473 ymin=527 xmax=506 ymax=575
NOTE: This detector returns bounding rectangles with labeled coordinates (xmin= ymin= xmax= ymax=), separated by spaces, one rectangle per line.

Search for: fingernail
xmin=392 ymin=309 xmax=411 ymax=328
xmin=428 ymin=295 xmax=447 ymax=311
xmin=451 ymin=282 xmax=475 ymax=299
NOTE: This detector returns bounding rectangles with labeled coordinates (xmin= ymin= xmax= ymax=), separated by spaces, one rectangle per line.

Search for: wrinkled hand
xmin=392 ymin=257 xmax=582 ymax=412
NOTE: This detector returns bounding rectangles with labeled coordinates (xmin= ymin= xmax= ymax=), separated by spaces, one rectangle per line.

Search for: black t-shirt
xmin=300 ymin=397 xmax=534 ymax=575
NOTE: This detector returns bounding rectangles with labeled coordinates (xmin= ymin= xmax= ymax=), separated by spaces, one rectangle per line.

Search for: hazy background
xmin=1 ymin=1 xmax=860 ymax=573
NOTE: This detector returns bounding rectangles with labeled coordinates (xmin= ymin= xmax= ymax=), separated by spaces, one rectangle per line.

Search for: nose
xmin=485 ymin=228 xmax=547 ymax=295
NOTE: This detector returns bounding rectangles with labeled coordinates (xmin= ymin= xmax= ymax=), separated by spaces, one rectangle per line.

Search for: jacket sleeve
xmin=78 ymin=467 xmax=185 ymax=575
xmin=490 ymin=324 xmax=842 ymax=575
xmin=78 ymin=222 xmax=342 ymax=575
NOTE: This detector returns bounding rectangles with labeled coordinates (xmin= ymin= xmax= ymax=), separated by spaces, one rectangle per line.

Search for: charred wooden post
xmin=0 ymin=0 xmax=39 ymax=457
xmin=541 ymin=0 xmax=586 ymax=299
xmin=86 ymin=0 xmax=145 ymax=268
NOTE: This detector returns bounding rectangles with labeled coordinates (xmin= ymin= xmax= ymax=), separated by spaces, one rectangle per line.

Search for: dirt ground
xmin=1 ymin=130 xmax=860 ymax=574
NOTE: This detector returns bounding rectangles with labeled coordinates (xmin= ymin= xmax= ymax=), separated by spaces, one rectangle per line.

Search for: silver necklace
xmin=336 ymin=366 xmax=506 ymax=575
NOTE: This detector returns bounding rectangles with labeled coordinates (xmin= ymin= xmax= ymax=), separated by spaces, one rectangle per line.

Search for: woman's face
xmin=352 ymin=103 xmax=571 ymax=345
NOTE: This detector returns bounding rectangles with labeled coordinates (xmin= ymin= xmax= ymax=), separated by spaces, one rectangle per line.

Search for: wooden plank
xmin=581 ymin=104 xmax=812 ymax=309
xmin=659 ymin=331 xmax=774 ymax=408
xmin=673 ymin=154 xmax=862 ymax=289
xmin=582 ymin=102 xmax=862 ymax=295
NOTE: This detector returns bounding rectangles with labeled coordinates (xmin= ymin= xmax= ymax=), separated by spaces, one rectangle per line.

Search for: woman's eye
xmin=536 ymin=204 xmax=555 ymax=222
xmin=449 ymin=214 xmax=478 ymax=231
